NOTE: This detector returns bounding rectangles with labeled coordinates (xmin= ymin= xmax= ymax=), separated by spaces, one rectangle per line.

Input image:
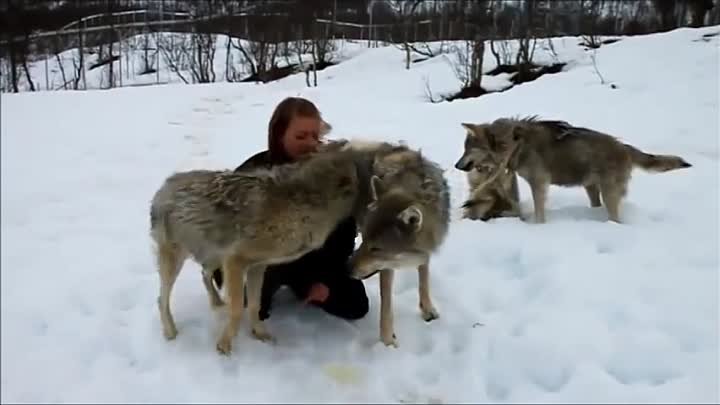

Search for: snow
xmin=2 ymin=26 xmax=719 ymax=403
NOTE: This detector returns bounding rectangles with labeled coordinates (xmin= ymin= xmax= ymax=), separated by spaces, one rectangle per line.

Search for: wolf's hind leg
xmin=215 ymin=254 xmax=249 ymax=355
xmin=600 ymin=181 xmax=626 ymax=224
xmin=585 ymin=184 xmax=602 ymax=207
xmin=156 ymin=242 xmax=187 ymax=340
xmin=246 ymin=265 xmax=274 ymax=343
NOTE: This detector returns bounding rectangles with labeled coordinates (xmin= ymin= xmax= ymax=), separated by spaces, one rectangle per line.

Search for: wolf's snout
xmin=454 ymin=157 xmax=473 ymax=171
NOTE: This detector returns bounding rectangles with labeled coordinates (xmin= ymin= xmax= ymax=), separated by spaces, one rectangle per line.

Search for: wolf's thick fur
xmin=334 ymin=140 xmax=451 ymax=347
xmin=150 ymin=139 xmax=450 ymax=352
xmin=455 ymin=116 xmax=692 ymax=223
xmin=149 ymin=150 xmax=359 ymax=354
xmin=455 ymin=122 xmax=523 ymax=221
xmin=462 ymin=166 xmax=521 ymax=221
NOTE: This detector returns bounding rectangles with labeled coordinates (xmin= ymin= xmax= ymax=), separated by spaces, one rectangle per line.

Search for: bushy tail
xmin=625 ymin=144 xmax=692 ymax=173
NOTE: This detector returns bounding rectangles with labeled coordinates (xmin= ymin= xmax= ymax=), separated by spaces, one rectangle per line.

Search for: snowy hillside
xmin=1 ymin=26 xmax=718 ymax=403
xmin=7 ymin=33 xmax=370 ymax=91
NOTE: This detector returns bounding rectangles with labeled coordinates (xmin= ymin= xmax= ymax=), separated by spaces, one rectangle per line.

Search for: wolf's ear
xmin=370 ymin=175 xmax=384 ymax=201
xmin=398 ymin=205 xmax=423 ymax=232
xmin=461 ymin=122 xmax=475 ymax=133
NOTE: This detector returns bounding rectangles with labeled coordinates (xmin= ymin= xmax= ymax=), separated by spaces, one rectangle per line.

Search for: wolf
xmin=455 ymin=122 xmax=523 ymax=221
xmin=454 ymin=116 xmax=692 ymax=223
xmin=150 ymin=139 xmax=449 ymax=353
xmin=331 ymin=140 xmax=452 ymax=348
xmin=461 ymin=165 xmax=522 ymax=221
xmin=149 ymin=149 xmax=360 ymax=355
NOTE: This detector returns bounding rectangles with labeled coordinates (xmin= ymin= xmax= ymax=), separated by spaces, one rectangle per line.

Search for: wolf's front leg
xmin=418 ymin=262 xmax=439 ymax=322
xmin=528 ymin=180 xmax=549 ymax=224
xmin=216 ymin=255 xmax=247 ymax=355
xmin=379 ymin=270 xmax=397 ymax=347
xmin=245 ymin=265 xmax=275 ymax=343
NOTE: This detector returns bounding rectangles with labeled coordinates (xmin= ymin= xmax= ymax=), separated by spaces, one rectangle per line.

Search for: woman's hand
xmin=305 ymin=282 xmax=330 ymax=304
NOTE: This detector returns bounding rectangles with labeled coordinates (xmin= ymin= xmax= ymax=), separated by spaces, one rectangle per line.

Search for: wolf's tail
xmin=625 ymin=144 xmax=692 ymax=173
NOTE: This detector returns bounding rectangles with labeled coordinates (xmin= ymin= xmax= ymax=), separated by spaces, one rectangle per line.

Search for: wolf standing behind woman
xmin=210 ymin=96 xmax=370 ymax=322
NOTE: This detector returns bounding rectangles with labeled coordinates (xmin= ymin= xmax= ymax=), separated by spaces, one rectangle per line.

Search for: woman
xmin=211 ymin=96 xmax=369 ymax=321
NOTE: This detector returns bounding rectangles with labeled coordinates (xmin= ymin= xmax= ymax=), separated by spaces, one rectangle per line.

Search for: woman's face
xmin=282 ymin=115 xmax=322 ymax=161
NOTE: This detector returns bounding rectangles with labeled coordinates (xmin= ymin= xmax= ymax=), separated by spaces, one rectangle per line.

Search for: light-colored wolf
xmin=455 ymin=123 xmax=523 ymax=221
xmin=150 ymin=139 xmax=450 ymax=353
xmin=461 ymin=165 xmax=522 ymax=222
xmin=149 ymin=149 xmax=360 ymax=355
xmin=454 ymin=116 xmax=692 ymax=223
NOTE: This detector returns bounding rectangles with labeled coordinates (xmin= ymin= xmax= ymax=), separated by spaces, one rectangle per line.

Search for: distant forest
xmin=1 ymin=0 xmax=718 ymax=92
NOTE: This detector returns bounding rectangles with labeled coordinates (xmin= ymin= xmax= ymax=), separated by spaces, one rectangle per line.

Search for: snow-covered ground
xmin=2 ymin=26 xmax=718 ymax=403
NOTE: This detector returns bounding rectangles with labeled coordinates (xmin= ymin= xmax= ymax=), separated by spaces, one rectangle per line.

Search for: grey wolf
xmin=210 ymin=149 xmax=369 ymax=322
xmin=209 ymin=95 xmax=369 ymax=323
xmin=456 ymin=122 xmax=523 ymax=221
xmin=329 ymin=140 xmax=452 ymax=347
xmin=461 ymin=165 xmax=522 ymax=221
xmin=454 ymin=116 xmax=692 ymax=223
xmin=149 ymin=148 xmax=360 ymax=355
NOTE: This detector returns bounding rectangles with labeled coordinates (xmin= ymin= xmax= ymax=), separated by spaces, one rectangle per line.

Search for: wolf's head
xmin=350 ymin=175 xmax=429 ymax=280
xmin=454 ymin=121 xmax=522 ymax=172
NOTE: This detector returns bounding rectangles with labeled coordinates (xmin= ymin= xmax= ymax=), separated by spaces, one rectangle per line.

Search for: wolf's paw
xmin=251 ymin=326 xmax=276 ymax=344
xmin=381 ymin=332 xmax=398 ymax=348
xmin=461 ymin=206 xmax=480 ymax=220
xmin=210 ymin=299 xmax=226 ymax=310
xmin=216 ymin=337 xmax=233 ymax=355
xmin=421 ymin=306 xmax=440 ymax=322
xmin=162 ymin=324 xmax=178 ymax=340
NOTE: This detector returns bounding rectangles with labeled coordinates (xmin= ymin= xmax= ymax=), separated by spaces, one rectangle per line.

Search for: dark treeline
xmin=3 ymin=0 xmax=718 ymax=42
xmin=1 ymin=0 xmax=718 ymax=92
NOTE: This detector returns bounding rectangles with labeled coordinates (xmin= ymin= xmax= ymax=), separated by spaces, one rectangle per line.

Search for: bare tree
xmin=157 ymin=33 xmax=191 ymax=84
xmin=394 ymin=0 xmax=424 ymax=70
xmin=189 ymin=30 xmax=217 ymax=83
xmin=52 ymin=36 xmax=69 ymax=90
xmin=513 ymin=0 xmax=539 ymax=79
xmin=187 ymin=3 xmax=217 ymax=83
xmin=226 ymin=11 xmax=288 ymax=83
xmin=3 ymin=0 xmax=37 ymax=92
xmin=19 ymin=33 xmax=36 ymax=92
xmin=105 ymin=0 xmax=116 ymax=89
xmin=449 ymin=34 xmax=485 ymax=90
xmin=140 ymin=10 xmax=155 ymax=75
xmin=222 ymin=1 xmax=236 ymax=82
xmin=579 ymin=0 xmax=605 ymax=49
xmin=72 ymin=19 xmax=87 ymax=90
